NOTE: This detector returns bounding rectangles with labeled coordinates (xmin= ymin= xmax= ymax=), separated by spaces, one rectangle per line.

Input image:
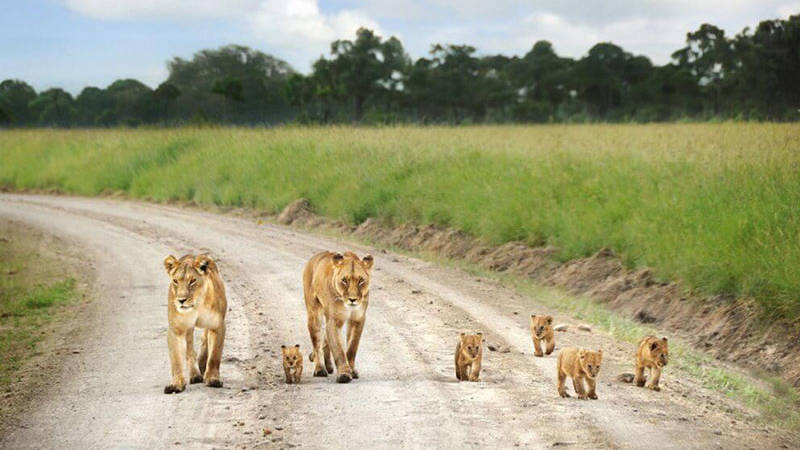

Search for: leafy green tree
xmin=507 ymin=41 xmax=574 ymax=122
xmin=105 ymin=79 xmax=155 ymax=126
xmin=76 ymin=86 xmax=112 ymax=125
xmin=29 ymin=88 xmax=77 ymax=126
xmin=0 ymin=79 xmax=37 ymax=125
xmin=322 ymin=28 xmax=410 ymax=123
xmin=167 ymin=45 xmax=294 ymax=123
xmin=153 ymin=81 xmax=181 ymax=122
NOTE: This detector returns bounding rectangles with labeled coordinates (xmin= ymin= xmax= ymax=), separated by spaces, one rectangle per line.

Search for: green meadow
xmin=1 ymin=124 xmax=798 ymax=320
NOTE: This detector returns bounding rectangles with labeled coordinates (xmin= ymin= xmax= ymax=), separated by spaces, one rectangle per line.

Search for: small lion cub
xmin=281 ymin=344 xmax=303 ymax=384
xmin=557 ymin=347 xmax=602 ymax=400
xmin=455 ymin=332 xmax=483 ymax=382
xmin=530 ymin=314 xmax=555 ymax=357
xmin=634 ymin=336 xmax=668 ymax=391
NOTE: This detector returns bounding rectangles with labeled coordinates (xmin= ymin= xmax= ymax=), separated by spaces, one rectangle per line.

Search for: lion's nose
xmin=178 ymin=298 xmax=187 ymax=304
xmin=348 ymin=297 xmax=357 ymax=304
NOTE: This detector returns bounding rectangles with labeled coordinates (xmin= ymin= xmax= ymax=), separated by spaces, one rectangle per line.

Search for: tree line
xmin=1 ymin=15 xmax=798 ymax=127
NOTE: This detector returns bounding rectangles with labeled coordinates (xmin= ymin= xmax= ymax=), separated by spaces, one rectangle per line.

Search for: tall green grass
xmin=1 ymin=124 xmax=799 ymax=320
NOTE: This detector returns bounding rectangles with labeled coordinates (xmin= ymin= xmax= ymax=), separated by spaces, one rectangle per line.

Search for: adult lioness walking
xmin=303 ymin=251 xmax=373 ymax=383
xmin=163 ymin=254 xmax=227 ymax=393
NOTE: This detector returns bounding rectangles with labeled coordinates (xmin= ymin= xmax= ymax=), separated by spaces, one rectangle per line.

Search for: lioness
xmin=557 ymin=347 xmax=602 ymax=400
xmin=163 ymin=254 xmax=227 ymax=394
xmin=455 ymin=332 xmax=483 ymax=382
xmin=530 ymin=314 xmax=555 ymax=357
xmin=281 ymin=344 xmax=303 ymax=384
xmin=618 ymin=336 xmax=668 ymax=391
xmin=303 ymin=251 xmax=373 ymax=383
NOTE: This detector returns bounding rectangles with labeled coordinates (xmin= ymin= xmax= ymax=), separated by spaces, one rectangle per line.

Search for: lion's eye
xmin=172 ymin=279 xmax=178 ymax=285
xmin=358 ymin=277 xmax=365 ymax=286
xmin=189 ymin=278 xmax=197 ymax=286
xmin=341 ymin=277 xmax=348 ymax=285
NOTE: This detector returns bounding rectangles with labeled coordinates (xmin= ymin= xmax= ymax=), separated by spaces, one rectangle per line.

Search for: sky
xmin=1 ymin=0 xmax=798 ymax=94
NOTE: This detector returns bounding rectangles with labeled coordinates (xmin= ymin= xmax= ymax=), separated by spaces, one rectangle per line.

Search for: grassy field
xmin=1 ymin=124 xmax=798 ymax=320
xmin=0 ymin=227 xmax=78 ymax=384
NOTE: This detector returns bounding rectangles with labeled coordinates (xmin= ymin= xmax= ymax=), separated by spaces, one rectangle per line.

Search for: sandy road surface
xmin=0 ymin=194 xmax=786 ymax=449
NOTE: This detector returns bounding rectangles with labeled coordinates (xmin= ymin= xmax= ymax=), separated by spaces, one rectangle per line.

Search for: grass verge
xmin=0 ymin=232 xmax=79 ymax=385
xmin=1 ymin=124 xmax=799 ymax=322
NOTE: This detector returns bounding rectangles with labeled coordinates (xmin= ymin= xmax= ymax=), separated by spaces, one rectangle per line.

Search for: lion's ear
xmin=361 ymin=254 xmax=374 ymax=270
xmin=294 ymin=344 xmax=300 ymax=348
xmin=194 ymin=254 xmax=216 ymax=274
xmin=531 ymin=314 xmax=536 ymax=319
xmin=164 ymin=255 xmax=178 ymax=275
xmin=662 ymin=337 xmax=668 ymax=342
xmin=281 ymin=344 xmax=286 ymax=349
xmin=546 ymin=315 xmax=553 ymax=325
xmin=332 ymin=252 xmax=345 ymax=267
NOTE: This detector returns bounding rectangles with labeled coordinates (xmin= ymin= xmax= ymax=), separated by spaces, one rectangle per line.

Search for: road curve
xmin=0 ymin=194 xmax=780 ymax=449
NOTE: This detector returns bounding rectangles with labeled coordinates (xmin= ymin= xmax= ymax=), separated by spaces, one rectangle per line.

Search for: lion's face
xmin=164 ymin=254 xmax=215 ymax=312
xmin=579 ymin=349 xmax=603 ymax=379
xmin=282 ymin=344 xmax=301 ymax=368
xmin=460 ymin=333 xmax=483 ymax=358
xmin=530 ymin=314 xmax=553 ymax=339
xmin=331 ymin=252 xmax=373 ymax=308
xmin=650 ymin=337 xmax=669 ymax=367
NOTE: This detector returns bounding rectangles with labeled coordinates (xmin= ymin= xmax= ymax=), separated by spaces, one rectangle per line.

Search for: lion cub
xmin=455 ymin=332 xmax=483 ymax=382
xmin=557 ymin=347 xmax=602 ymax=399
xmin=530 ymin=314 xmax=555 ymax=357
xmin=281 ymin=344 xmax=303 ymax=384
xmin=619 ymin=336 xmax=668 ymax=391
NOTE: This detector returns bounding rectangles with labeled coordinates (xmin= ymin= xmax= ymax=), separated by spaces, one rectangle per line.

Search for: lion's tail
xmin=617 ymin=373 xmax=635 ymax=383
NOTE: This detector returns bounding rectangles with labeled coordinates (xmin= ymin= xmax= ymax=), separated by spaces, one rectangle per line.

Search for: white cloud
xmin=58 ymin=0 xmax=794 ymax=72
xmin=777 ymin=2 xmax=800 ymax=17
xmin=248 ymin=0 xmax=381 ymax=69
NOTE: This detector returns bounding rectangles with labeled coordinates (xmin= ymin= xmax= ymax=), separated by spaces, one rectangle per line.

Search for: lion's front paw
xmin=190 ymin=375 xmax=204 ymax=384
xmin=588 ymin=393 xmax=598 ymax=400
xmin=336 ymin=373 xmax=352 ymax=384
xmin=313 ymin=367 xmax=328 ymax=377
xmin=648 ymin=384 xmax=661 ymax=392
xmin=206 ymin=378 xmax=223 ymax=388
xmin=164 ymin=384 xmax=185 ymax=394
xmin=559 ymin=390 xmax=570 ymax=398
xmin=351 ymin=369 xmax=359 ymax=379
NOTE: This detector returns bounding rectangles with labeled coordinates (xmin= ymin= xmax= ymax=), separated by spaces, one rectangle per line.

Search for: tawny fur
xmin=556 ymin=347 xmax=602 ymax=400
xmin=619 ymin=336 xmax=669 ymax=391
xmin=303 ymin=251 xmax=373 ymax=383
xmin=454 ymin=333 xmax=483 ymax=382
xmin=163 ymin=254 xmax=227 ymax=394
xmin=530 ymin=314 xmax=555 ymax=357
xmin=282 ymin=344 xmax=303 ymax=384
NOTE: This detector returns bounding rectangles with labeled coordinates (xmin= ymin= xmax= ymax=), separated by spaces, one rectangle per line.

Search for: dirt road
xmin=0 ymin=194 xmax=786 ymax=449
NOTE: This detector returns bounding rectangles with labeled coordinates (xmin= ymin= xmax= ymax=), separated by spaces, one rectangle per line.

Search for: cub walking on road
xmin=162 ymin=254 xmax=227 ymax=394
xmin=530 ymin=314 xmax=555 ymax=357
xmin=618 ymin=336 xmax=669 ymax=391
xmin=303 ymin=251 xmax=374 ymax=383
xmin=557 ymin=347 xmax=602 ymax=399
xmin=281 ymin=344 xmax=303 ymax=384
xmin=455 ymin=332 xmax=483 ymax=382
